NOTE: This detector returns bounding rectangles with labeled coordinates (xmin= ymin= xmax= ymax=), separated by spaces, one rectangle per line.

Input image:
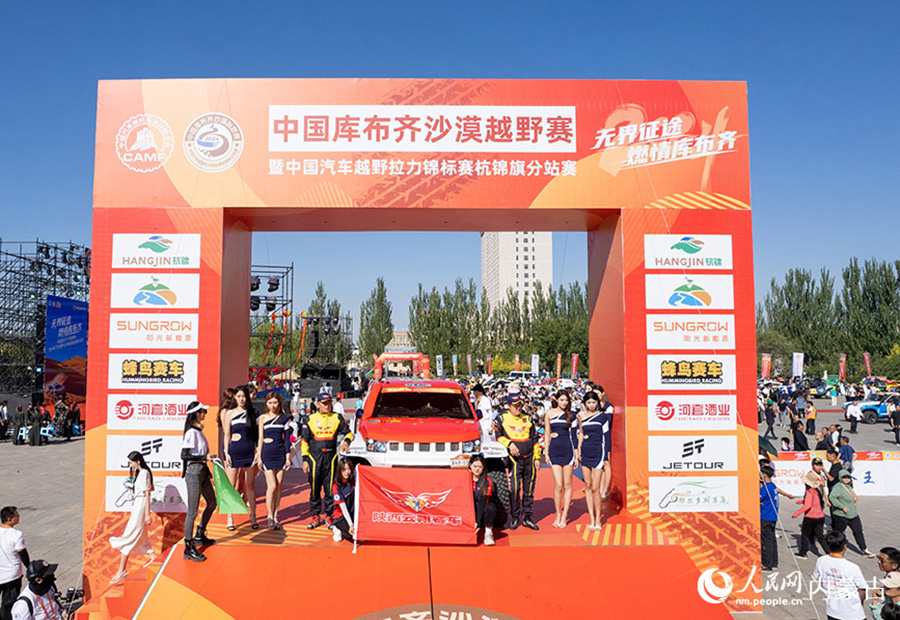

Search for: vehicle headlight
xmin=461 ymin=439 xmax=481 ymax=453
xmin=366 ymin=439 xmax=387 ymax=453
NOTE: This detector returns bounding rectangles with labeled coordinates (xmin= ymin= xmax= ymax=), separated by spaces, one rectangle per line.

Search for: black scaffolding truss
xmin=249 ymin=264 xmax=295 ymax=366
xmin=0 ymin=239 xmax=91 ymax=398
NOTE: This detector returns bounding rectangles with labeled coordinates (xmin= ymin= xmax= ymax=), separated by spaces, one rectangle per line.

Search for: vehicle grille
xmin=386 ymin=442 xmax=464 ymax=453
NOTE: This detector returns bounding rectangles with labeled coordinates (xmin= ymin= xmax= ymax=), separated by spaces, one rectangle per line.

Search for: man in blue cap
xmin=493 ymin=392 xmax=541 ymax=530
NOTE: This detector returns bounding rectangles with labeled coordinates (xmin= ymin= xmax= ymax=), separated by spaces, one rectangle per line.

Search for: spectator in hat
xmin=10 ymin=560 xmax=61 ymax=620
xmin=792 ymin=471 xmax=827 ymax=558
xmin=870 ymin=572 xmax=900 ymax=620
xmin=829 ymin=469 xmax=874 ymax=557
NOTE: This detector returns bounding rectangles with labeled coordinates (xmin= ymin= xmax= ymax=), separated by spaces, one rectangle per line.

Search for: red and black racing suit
xmin=301 ymin=411 xmax=352 ymax=517
xmin=494 ymin=411 xmax=541 ymax=523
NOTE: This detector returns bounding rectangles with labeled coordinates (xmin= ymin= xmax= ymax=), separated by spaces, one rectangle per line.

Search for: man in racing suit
xmin=493 ymin=393 xmax=541 ymax=530
xmin=301 ymin=393 xmax=352 ymax=529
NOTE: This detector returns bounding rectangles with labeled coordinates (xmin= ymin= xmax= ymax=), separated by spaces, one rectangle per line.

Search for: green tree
xmin=760 ymin=268 xmax=837 ymax=363
xmin=836 ymin=258 xmax=900 ymax=357
xmin=358 ymin=278 xmax=393 ymax=360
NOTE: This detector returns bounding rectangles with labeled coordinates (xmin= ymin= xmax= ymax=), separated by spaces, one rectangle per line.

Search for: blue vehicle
xmin=844 ymin=393 xmax=898 ymax=424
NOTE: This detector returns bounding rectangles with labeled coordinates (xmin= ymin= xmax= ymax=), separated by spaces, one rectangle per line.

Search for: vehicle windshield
xmin=372 ymin=390 xmax=474 ymax=420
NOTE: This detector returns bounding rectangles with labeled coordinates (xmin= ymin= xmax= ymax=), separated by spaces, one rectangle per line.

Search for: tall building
xmin=481 ymin=231 xmax=552 ymax=308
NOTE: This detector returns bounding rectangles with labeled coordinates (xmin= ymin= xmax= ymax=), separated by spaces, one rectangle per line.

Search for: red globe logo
xmin=115 ymin=400 xmax=134 ymax=420
xmin=655 ymin=400 xmax=675 ymax=421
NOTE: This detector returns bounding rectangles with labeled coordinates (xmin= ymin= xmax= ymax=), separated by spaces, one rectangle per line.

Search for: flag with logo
xmin=571 ymin=353 xmax=579 ymax=377
xmin=452 ymin=354 xmax=458 ymax=376
xmin=486 ymin=354 xmax=492 ymax=376
xmin=466 ymin=353 xmax=472 ymax=376
xmin=212 ymin=458 xmax=249 ymax=514
xmin=864 ymin=352 xmax=872 ymax=377
xmin=435 ymin=354 xmax=444 ymax=377
xmin=556 ymin=353 xmax=562 ymax=378
xmin=514 ymin=354 xmax=520 ymax=371
xmin=760 ymin=353 xmax=772 ymax=379
xmin=355 ymin=465 xmax=475 ymax=545
xmin=791 ymin=352 xmax=804 ymax=378
xmin=839 ymin=353 xmax=847 ymax=381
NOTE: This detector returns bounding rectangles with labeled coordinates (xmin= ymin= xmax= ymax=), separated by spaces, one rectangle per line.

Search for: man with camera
xmin=11 ymin=560 xmax=63 ymax=620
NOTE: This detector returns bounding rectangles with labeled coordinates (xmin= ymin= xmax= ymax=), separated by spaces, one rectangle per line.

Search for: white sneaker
xmin=484 ymin=528 xmax=495 ymax=546
xmin=775 ymin=532 xmax=781 ymax=539
xmin=332 ymin=529 xmax=342 ymax=542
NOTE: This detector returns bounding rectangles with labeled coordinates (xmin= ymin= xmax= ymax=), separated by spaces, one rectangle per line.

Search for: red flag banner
xmin=571 ymin=353 xmax=579 ymax=377
xmin=355 ymin=465 xmax=476 ymax=545
xmin=486 ymin=355 xmax=492 ymax=376
xmin=761 ymin=353 xmax=772 ymax=379
xmin=514 ymin=354 xmax=520 ymax=371
xmin=839 ymin=354 xmax=847 ymax=381
xmin=864 ymin=352 xmax=872 ymax=377
xmin=556 ymin=353 xmax=562 ymax=378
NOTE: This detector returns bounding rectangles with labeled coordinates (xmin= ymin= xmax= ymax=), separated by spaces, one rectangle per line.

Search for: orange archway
xmin=82 ymin=79 xmax=758 ymax=619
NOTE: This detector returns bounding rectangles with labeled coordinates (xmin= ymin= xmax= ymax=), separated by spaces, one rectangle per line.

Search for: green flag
xmin=212 ymin=458 xmax=250 ymax=514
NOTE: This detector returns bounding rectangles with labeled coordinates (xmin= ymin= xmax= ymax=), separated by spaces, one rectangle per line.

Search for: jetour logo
xmin=668 ymin=278 xmax=712 ymax=307
xmin=138 ymin=235 xmax=173 ymax=254
xmin=697 ymin=568 xmax=733 ymax=604
xmin=132 ymin=277 xmax=177 ymax=306
xmin=671 ymin=236 xmax=705 ymax=254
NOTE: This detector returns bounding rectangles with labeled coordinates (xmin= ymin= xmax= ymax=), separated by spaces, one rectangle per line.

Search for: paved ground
xmin=0 ymin=396 xmax=896 ymax=618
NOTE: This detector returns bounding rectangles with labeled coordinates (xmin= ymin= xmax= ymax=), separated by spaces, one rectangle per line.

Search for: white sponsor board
xmin=648 ymin=475 xmax=739 ymax=513
xmin=105 ymin=475 xmax=188 ymax=513
xmin=644 ymin=274 xmax=734 ymax=310
xmin=111 ymin=234 xmax=201 ymax=269
xmin=106 ymin=434 xmax=184 ymax=473
xmin=647 ymin=354 xmax=737 ymax=390
xmin=110 ymin=273 xmax=200 ymax=309
xmin=109 ymin=312 xmax=199 ymax=349
xmin=108 ymin=353 xmax=198 ymax=390
xmin=107 ymin=394 xmax=195 ymax=431
xmin=646 ymin=314 xmax=735 ymax=350
xmin=648 ymin=436 xmax=738 ymax=472
xmin=647 ymin=395 xmax=737 ymax=431
xmin=644 ymin=234 xmax=732 ymax=270
xmin=269 ymin=105 xmax=577 ymax=153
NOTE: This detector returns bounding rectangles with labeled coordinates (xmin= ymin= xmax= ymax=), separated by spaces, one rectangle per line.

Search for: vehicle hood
xmin=360 ymin=417 xmax=480 ymax=443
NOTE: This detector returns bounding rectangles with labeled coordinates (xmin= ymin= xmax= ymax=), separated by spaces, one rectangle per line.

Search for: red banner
xmin=761 ymin=353 xmax=772 ymax=379
xmin=864 ymin=352 xmax=872 ymax=377
xmin=571 ymin=353 xmax=579 ymax=377
xmin=356 ymin=466 xmax=476 ymax=545
xmin=556 ymin=353 xmax=562 ymax=378
xmin=486 ymin=355 xmax=492 ymax=376
xmin=839 ymin=353 xmax=847 ymax=381
xmin=514 ymin=354 xmax=520 ymax=371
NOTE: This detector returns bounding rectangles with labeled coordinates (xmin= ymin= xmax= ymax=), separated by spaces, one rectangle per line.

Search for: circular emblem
xmin=655 ymin=400 xmax=675 ymax=421
xmin=183 ymin=113 xmax=243 ymax=172
xmin=115 ymin=400 xmax=134 ymax=420
xmin=115 ymin=114 xmax=174 ymax=173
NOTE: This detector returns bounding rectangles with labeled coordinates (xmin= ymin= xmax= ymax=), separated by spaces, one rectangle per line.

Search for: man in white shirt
xmin=812 ymin=531 xmax=868 ymax=620
xmin=846 ymin=402 xmax=863 ymax=434
xmin=472 ymin=384 xmax=493 ymax=438
xmin=1 ymin=506 xmax=29 ymax=620
xmin=10 ymin=560 xmax=62 ymax=620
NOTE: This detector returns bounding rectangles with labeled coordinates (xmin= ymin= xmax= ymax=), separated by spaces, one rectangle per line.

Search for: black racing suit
xmin=301 ymin=412 xmax=352 ymax=517
xmin=494 ymin=411 xmax=541 ymax=523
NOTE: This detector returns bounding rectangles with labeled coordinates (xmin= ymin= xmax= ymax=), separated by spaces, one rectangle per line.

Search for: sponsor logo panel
xmin=115 ymin=114 xmax=175 ymax=173
xmin=108 ymin=353 xmax=198 ymax=390
xmin=111 ymin=234 xmax=200 ymax=269
xmin=105 ymin=475 xmax=187 ymax=513
xmin=106 ymin=435 xmax=183 ymax=472
xmin=647 ymin=354 xmax=736 ymax=390
xmin=183 ymin=113 xmax=243 ymax=172
xmin=110 ymin=273 xmax=200 ymax=309
xmin=109 ymin=312 xmax=199 ymax=349
xmin=647 ymin=395 xmax=737 ymax=431
xmin=646 ymin=314 xmax=735 ymax=350
xmin=644 ymin=234 xmax=733 ymax=270
xmin=648 ymin=436 xmax=738 ymax=472
xmin=106 ymin=394 xmax=195 ymax=431
xmin=648 ymin=476 xmax=739 ymax=513
xmin=645 ymin=274 xmax=734 ymax=310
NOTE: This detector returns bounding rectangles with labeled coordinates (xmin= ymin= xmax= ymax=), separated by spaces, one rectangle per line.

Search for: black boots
xmin=183 ymin=539 xmax=206 ymax=562
xmin=193 ymin=526 xmax=216 ymax=547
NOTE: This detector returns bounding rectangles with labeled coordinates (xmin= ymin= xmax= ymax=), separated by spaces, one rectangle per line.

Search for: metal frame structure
xmin=249 ymin=263 xmax=294 ymax=366
xmin=0 ymin=239 xmax=90 ymax=398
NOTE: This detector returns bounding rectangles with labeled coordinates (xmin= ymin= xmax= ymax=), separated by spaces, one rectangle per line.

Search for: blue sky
xmin=1 ymin=2 xmax=897 ymax=332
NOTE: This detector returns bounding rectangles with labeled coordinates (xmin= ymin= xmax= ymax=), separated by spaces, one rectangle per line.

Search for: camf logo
xmin=682 ymin=439 xmax=705 ymax=458
xmin=141 ymin=438 xmax=163 ymax=455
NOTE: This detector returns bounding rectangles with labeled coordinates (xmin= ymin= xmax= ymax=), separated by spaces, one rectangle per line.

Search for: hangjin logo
xmin=697 ymin=568 xmax=733 ymax=604
xmin=668 ymin=278 xmax=712 ymax=307
xmin=380 ymin=488 xmax=452 ymax=513
xmin=132 ymin=278 xmax=178 ymax=306
xmin=670 ymin=236 xmax=705 ymax=254
xmin=138 ymin=235 xmax=173 ymax=254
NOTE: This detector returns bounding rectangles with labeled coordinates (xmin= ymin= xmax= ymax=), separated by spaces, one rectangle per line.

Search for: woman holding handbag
xmin=109 ymin=451 xmax=156 ymax=583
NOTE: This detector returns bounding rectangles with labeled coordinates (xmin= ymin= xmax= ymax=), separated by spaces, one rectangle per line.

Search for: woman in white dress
xmin=109 ymin=451 xmax=156 ymax=583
